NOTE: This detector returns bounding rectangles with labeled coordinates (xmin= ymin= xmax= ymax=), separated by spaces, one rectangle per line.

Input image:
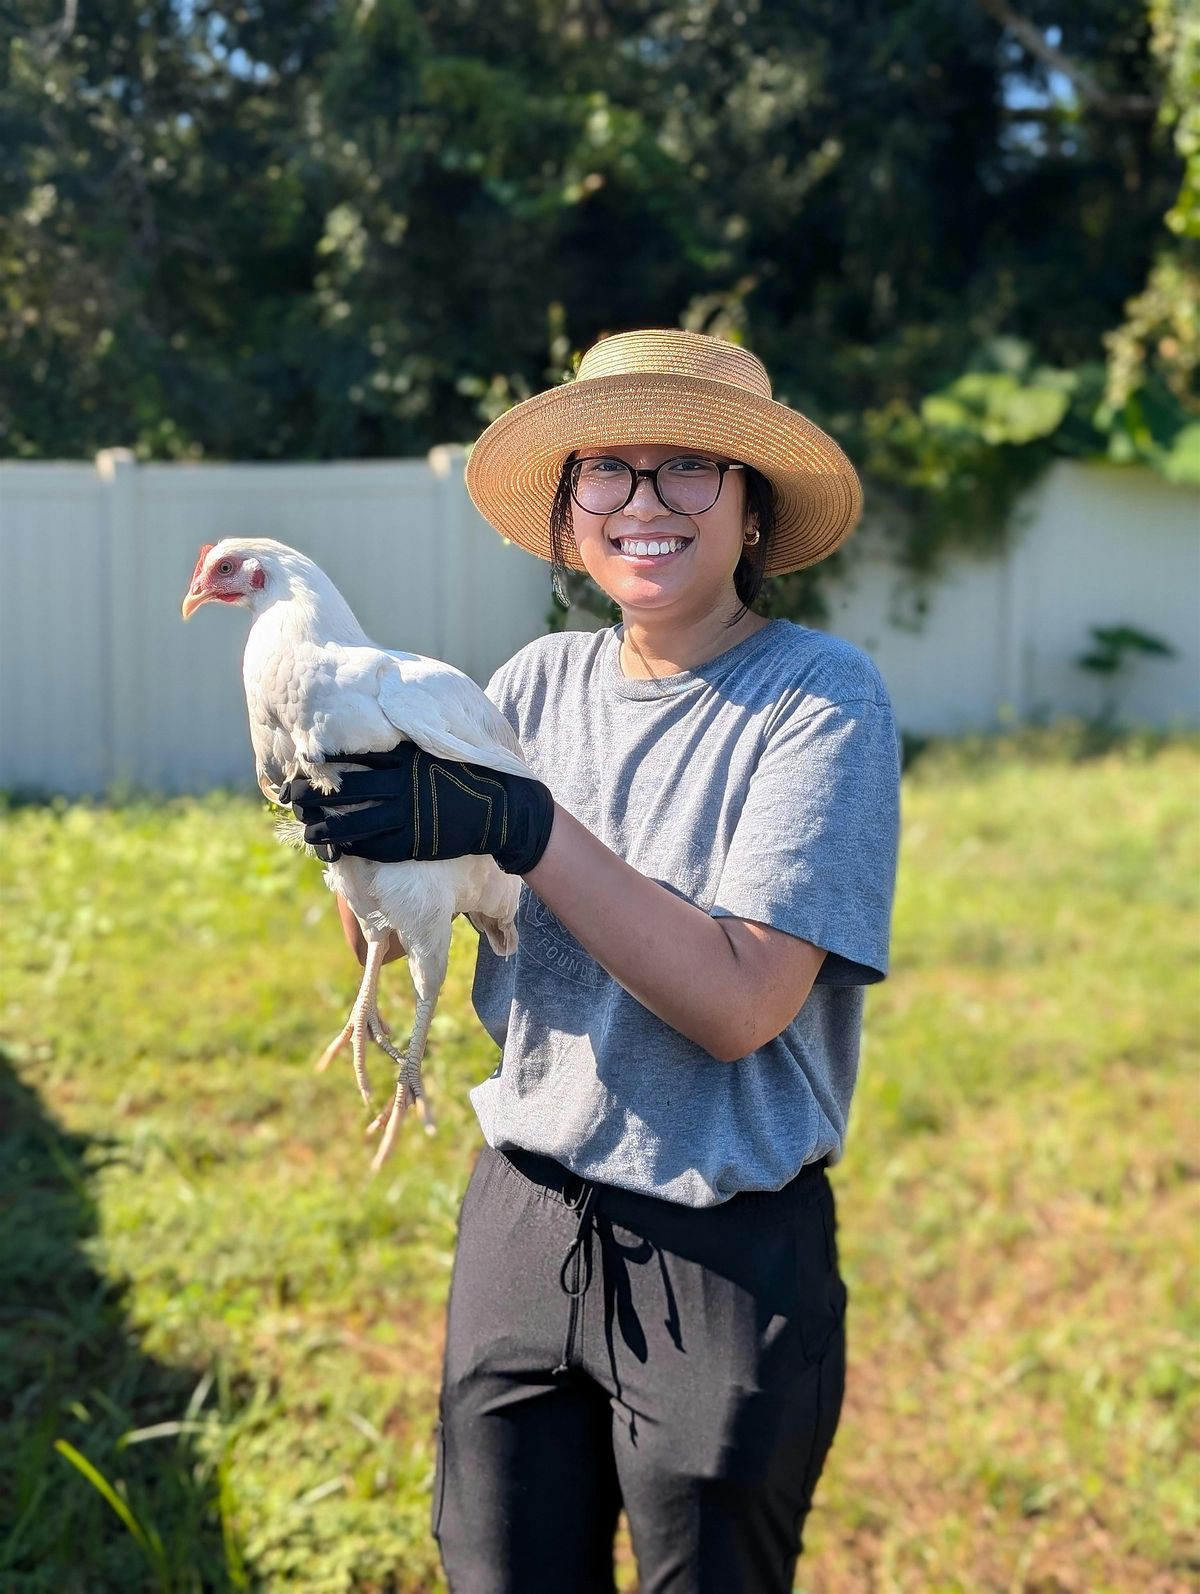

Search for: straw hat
xmin=464 ymin=328 xmax=863 ymax=577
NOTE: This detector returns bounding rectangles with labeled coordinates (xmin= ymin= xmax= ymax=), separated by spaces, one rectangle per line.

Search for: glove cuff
xmin=495 ymin=779 xmax=555 ymax=875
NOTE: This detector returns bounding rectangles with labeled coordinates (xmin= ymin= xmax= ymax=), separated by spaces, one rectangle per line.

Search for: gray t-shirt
xmin=470 ymin=618 xmax=902 ymax=1208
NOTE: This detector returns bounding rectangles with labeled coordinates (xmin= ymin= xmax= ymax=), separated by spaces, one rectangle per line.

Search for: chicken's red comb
xmin=189 ymin=543 xmax=216 ymax=585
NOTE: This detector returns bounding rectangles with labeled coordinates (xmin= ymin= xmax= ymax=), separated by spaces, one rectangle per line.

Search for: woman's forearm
xmin=524 ymin=805 xmax=824 ymax=1061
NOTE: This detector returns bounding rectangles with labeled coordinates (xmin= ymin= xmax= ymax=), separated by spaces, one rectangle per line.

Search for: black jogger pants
xmin=433 ymin=1143 xmax=848 ymax=1594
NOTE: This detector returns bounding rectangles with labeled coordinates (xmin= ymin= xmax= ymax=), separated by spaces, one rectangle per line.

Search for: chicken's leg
xmin=313 ymin=1004 xmax=395 ymax=1078
xmin=324 ymin=936 xmax=407 ymax=1117
xmin=366 ymin=938 xmax=448 ymax=1169
xmin=366 ymin=989 xmax=439 ymax=1170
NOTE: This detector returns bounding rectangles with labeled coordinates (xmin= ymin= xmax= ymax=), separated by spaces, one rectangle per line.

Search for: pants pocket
xmin=794 ymin=1184 xmax=848 ymax=1365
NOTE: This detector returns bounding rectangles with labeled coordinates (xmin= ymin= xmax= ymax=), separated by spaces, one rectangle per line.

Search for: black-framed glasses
xmin=568 ymin=454 xmax=744 ymax=517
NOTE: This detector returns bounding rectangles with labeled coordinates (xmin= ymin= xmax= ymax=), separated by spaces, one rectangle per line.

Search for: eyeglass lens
xmin=572 ymin=456 xmax=725 ymax=515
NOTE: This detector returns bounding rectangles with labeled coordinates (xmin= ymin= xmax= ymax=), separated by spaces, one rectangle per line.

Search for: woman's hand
xmin=303 ymin=748 xmax=822 ymax=1061
xmin=280 ymin=743 xmax=554 ymax=873
xmin=336 ymin=893 xmax=407 ymax=968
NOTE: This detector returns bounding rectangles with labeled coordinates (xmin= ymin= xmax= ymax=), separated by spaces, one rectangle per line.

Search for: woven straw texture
xmin=465 ymin=329 xmax=862 ymax=577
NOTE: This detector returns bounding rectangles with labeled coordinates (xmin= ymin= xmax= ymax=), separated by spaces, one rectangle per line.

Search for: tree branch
xmin=976 ymin=0 xmax=1157 ymax=120
xmin=34 ymin=0 xmax=78 ymax=58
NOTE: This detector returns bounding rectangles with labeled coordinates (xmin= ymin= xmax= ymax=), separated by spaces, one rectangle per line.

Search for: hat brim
xmin=464 ymin=370 xmax=863 ymax=577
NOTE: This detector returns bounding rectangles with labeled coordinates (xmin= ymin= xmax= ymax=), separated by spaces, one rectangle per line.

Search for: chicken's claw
xmin=258 ymin=768 xmax=285 ymax=805
xmin=314 ymin=1018 xmax=353 ymax=1075
xmin=366 ymin=1058 xmax=436 ymax=1164
xmin=315 ymin=1010 xmax=396 ymax=1075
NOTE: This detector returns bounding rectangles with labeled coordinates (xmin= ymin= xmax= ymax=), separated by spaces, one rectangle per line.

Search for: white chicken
xmin=181 ymin=537 xmax=527 ymax=1169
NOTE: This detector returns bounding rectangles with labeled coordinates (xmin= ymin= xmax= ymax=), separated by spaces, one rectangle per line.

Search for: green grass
xmin=1 ymin=727 xmax=1197 ymax=1592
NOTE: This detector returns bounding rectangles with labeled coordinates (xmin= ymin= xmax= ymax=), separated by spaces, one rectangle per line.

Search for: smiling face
xmin=569 ymin=444 xmax=755 ymax=625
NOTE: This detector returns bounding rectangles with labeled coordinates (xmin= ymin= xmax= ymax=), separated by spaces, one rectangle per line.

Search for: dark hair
xmin=548 ymin=453 xmax=775 ymax=619
xmin=732 ymin=467 xmax=775 ymax=620
xmin=548 ymin=455 xmax=579 ymax=609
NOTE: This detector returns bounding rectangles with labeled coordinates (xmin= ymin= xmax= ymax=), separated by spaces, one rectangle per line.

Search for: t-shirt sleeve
xmin=710 ymin=695 xmax=902 ymax=985
xmin=483 ymin=658 xmax=522 ymax=738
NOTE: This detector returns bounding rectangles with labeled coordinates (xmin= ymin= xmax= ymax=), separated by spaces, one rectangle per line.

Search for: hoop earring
xmin=744 ymin=525 xmax=761 ymax=546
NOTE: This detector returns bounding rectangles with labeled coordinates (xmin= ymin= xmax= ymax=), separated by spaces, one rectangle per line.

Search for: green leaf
xmin=53 ymin=1438 xmax=171 ymax=1589
xmin=1089 ymin=625 xmax=1176 ymax=658
xmin=1162 ymin=423 xmax=1200 ymax=485
xmin=921 ymin=372 xmax=1070 ymax=445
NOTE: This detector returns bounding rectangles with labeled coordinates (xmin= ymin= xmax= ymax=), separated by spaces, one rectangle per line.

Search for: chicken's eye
xmin=218 ymin=559 xmax=235 ymax=576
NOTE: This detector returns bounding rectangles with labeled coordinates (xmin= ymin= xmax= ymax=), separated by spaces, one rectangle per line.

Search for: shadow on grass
xmin=0 ymin=1053 xmax=254 ymax=1592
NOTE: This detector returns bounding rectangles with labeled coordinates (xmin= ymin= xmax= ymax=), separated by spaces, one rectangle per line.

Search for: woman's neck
xmin=618 ymin=603 xmax=769 ymax=679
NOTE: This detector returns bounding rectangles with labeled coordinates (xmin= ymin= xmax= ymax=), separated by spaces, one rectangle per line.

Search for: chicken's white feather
xmin=186 ymin=535 xmax=525 ymax=1167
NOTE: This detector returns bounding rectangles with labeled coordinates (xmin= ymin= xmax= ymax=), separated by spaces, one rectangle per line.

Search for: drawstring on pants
xmin=553 ymin=1180 xmax=597 ymax=1376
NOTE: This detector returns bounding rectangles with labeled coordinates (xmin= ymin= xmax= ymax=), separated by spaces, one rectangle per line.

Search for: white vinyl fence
xmin=0 ymin=447 xmax=551 ymax=796
xmin=829 ymin=461 xmax=1198 ymax=738
xmin=0 ymin=450 xmax=1196 ymax=797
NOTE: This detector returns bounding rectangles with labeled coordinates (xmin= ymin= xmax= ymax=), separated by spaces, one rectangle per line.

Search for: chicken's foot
xmin=316 ymin=937 xmax=396 ymax=1115
xmin=366 ymin=987 xmax=439 ymax=1170
xmin=314 ymin=934 xmax=435 ymax=1168
xmin=314 ymin=1008 xmax=396 ymax=1077
xmin=257 ymin=767 xmax=284 ymax=805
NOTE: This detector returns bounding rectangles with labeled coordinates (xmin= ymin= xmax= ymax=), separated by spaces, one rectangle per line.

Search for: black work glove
xmin=277 ymin=743 xmax=555 ymax=873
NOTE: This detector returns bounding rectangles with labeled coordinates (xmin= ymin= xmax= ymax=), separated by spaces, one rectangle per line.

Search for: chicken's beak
xmin=182 ymin=543 xmax=216 ymax=620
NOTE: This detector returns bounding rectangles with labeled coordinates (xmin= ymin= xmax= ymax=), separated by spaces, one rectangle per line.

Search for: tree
xmin=1102 ymin=0 xmax=1200 ymax=483
xmin=1 ymin=2 xmax=1192 ymax=612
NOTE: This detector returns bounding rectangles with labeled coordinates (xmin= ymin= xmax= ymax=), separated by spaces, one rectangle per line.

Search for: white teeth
xmin=616 ymin=537 xmax=687 ymax=556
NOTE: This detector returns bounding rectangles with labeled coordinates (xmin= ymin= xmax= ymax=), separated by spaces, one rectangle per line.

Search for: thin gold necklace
xmin=620 ymin=611 xmax=762 ymax=685
xmin=619 ymin=627 xmax=674 ymax=688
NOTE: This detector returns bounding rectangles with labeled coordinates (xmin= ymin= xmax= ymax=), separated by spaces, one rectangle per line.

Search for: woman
xmin=294 ymin=329 xmax=901 ymax=1592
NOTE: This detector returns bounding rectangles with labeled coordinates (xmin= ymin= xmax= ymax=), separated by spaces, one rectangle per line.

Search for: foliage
xmin=0 ymin=1 xmax=1196 ymax=622
xmin=1076 ymin=620 xmax=1177 ymax=674
xmin=1074 ymin=620 xmax=1178 ymax=727
xmin=1152 ymin=0 xmax=1200 ymax=238
xmin=0 ymin=1063 xmax=241 ymax=1590
xmin=1 ymin=737 xmax=1197 ymax=1588
xmin=1101 ymin=0 xmax=1200 ymax=480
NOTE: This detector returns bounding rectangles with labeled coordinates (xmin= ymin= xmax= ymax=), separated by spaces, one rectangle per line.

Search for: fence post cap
xmin=428 ymin=444 xmax=467 ymax=478
xmin=96 ymin=448 xmax=136 ymax=481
